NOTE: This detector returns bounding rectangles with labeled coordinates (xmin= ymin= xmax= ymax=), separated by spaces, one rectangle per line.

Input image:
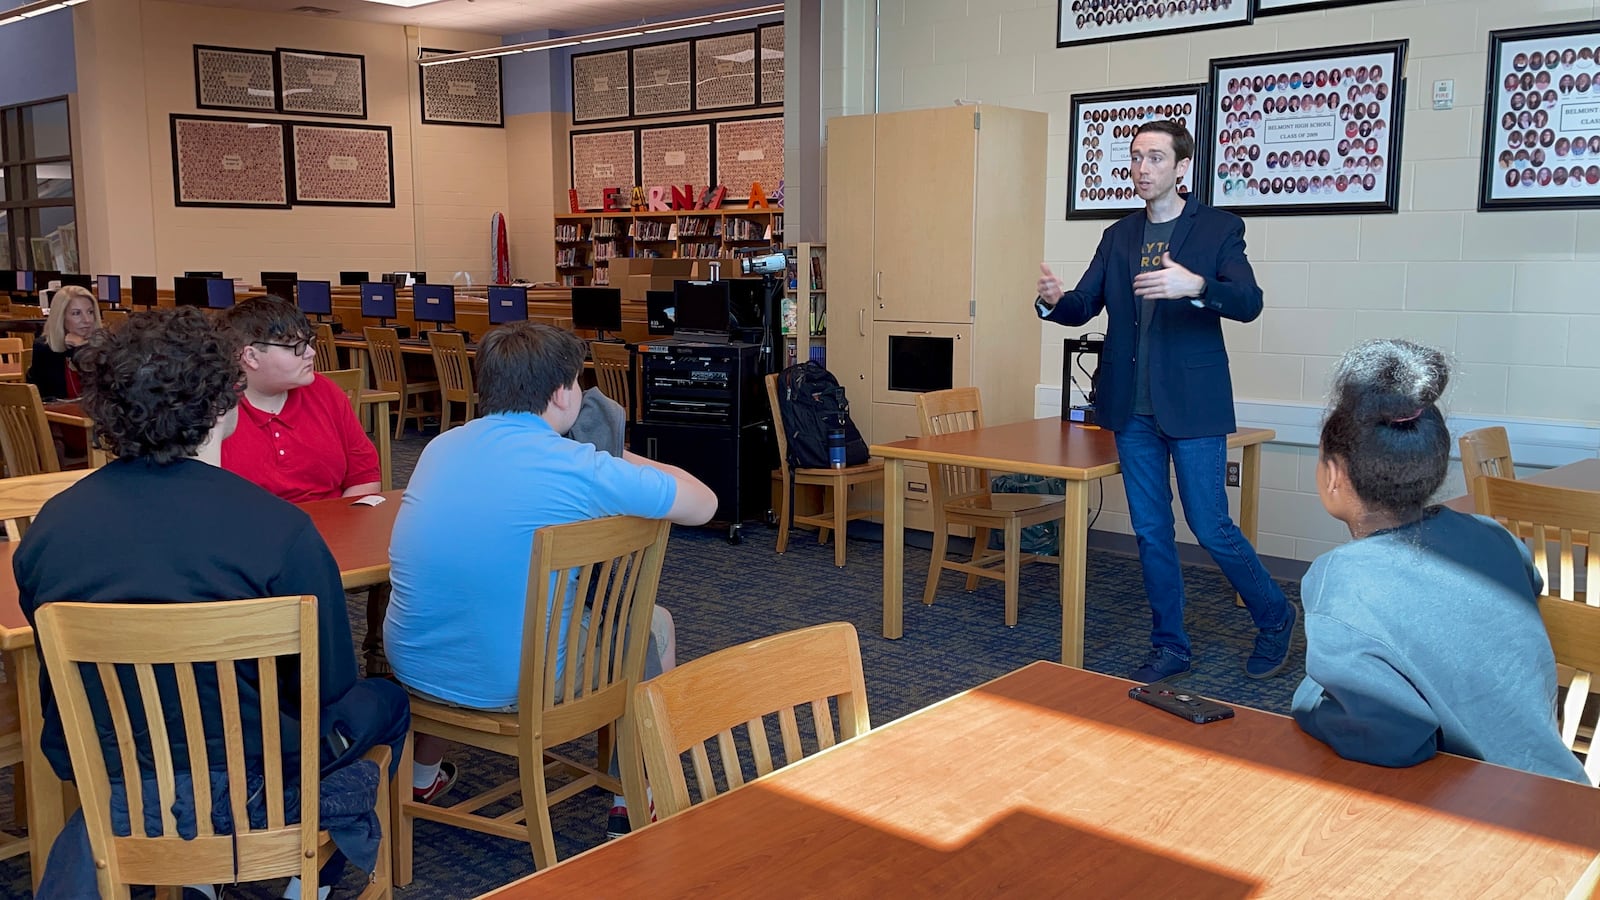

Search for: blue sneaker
xmin=1247 ymin=601 xmax=1299 ymax=679
xmin=1129 ymin=647 xmax=1191 ymax=683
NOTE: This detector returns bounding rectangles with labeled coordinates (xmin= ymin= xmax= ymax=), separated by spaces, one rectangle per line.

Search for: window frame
xmin=0 ymin=95 xmax=78 ymax=272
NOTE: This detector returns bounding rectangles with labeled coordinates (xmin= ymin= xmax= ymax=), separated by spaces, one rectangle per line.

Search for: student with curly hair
xmin=16 ymin=308 xmax=410 ymax=899
xmin=1293 ymin=338 xmax=1587 ymax=784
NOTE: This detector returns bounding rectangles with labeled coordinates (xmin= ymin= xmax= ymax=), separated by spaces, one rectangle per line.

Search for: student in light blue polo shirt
xmin=384 ymin=322 xmax=716 ymax=825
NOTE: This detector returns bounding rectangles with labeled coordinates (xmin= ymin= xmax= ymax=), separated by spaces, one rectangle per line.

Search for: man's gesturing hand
xmin=1132 ymin=252 xmax=1206 ymax=300
xmin=1037 ymin=262 xmax=1064 ymax=307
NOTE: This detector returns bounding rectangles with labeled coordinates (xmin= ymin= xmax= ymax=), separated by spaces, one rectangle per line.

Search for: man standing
xmin=385 ymin=322 xmax=716 ymax=833
xmin=1036 ymin=120 xmax=1296 ymax=684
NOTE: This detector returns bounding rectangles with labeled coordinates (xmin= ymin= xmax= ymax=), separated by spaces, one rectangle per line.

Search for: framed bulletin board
xmin=1067 ymin=84 xmax=1209 ymax=219
xmin=290 ymin=123 xmax=394 ymax=207
xmin=194 ymin=45 xmax=277 ymax=113
xmin=715 ymin=116 xmax=784 ymax=202
xmin=170 ymin=114 xmax=290 ymax=209
xmin=420 ymin=49 xmax=504 ymax=127
xmin=1207 ymin=40 xmax=1407 ymax=215
xmin=571 ymin=129 xmax=639 ymax=210
xmin=277 ymin=48 xmax=367 ymax=119
xmin=1058 ymin=0 xmax=1249 ymax=48
xmin=573 ymin=49 xmax=632 ymax=124
xmin=1479 ymin=20 xmax=1600 ymax=211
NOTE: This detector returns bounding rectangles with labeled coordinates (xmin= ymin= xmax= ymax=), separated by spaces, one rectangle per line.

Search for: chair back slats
xmin=0 ymin=468 xmax=90 ymax=539
xmin=1474 ymin=476 xmax=1600 ymax=602
xmin=916 ymin=387 xmax=989 ymax=504
xmin=634 ymin=622 xmax=871 ymax=818
xmin=1538 ymin=597 xmax=1600 ymax=785
xmin=322 ymin=368 xmax=363 ymax=412
xmin=590 ymin=343 xmax=632 ymax=420
xmin=763 ymin=374 xmax=790 ymax=479
xmin=35 ymin=596 xmax=322 ymax=890
xmin=1459 ymin=426 xmax=1514 ymax=486
xmin=364 ymin=327 xmax=407 ymax=393
xmin=0 ymin=382 xmax=58 ymax=478
xmin=313 ymin=323 xmax=338 ymax=373
xmin=427 ymin=330 xmax=474 ymax=403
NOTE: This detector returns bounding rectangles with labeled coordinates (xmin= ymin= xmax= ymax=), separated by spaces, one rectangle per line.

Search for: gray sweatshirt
xmin=1292 ymin=507 xmax=1589 ymax=784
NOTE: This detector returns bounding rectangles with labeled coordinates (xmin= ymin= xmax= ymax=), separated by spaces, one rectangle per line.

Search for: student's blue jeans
xmin=1113 ymin=414 xmax=1289 ymax=659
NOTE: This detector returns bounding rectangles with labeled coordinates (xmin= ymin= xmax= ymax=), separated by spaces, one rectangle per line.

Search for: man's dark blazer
xmin=1042 ymin=195 xmax=1263 ymax=439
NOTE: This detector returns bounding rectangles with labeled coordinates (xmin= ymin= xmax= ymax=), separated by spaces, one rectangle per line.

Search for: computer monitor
xmin=33 ymin=271 xmax=60 ymax=293
xmin=96 ymin=274 xmax=121 ymax=305
xmin=570 ymin=286 xmax=623 ymax=341
xmin=297 ymin=280 xmax=333 ymax=317
xmin=0 ymin=271 xmax=14 ymax=293
xmin=383 ymin=272 xmax=409 ymax=287
xmin=645 ymin=290 xmax=675 ymax=336
xmin=673 ymin=280 xmax=732 ymax=344
xmin=57 ymin=273 xmax=92 ymax=289
xmin=205 ymin=278 xmax=236 ymax=310
xmin=15 ymin=271 xmax=36 ymax=293
xmin=173 ymin=276 xmax=208 ymax=308
xmin=360 ymin=281 xmax=397 ymax=322
xmin=487 ymin=285 xmax=529 ymax=325
xmin=264 ymin=278 xmax=296 ymax=301
xmin=131 ymin=276 xmax=157 ymax=307
xmin=410 ymin=271 xmax=427 ymax=284
xmin=185 ymin=270 xmax=224 ymax=279
xmin=727 ymin=278 xmax=765 ymax=334
xmin=261 ymin=270 xmax=297 ymax=284
xmin=339 ymin=270 xmax=369 ymax=286
xmin=412 ymin=283 xmax=456 ymax=331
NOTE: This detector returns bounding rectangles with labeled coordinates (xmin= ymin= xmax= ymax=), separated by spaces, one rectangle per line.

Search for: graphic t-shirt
xmin=1133 ymin=215 xmax=1178 ymax=416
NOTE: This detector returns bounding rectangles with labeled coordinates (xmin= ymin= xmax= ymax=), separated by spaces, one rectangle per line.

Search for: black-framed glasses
xmin=254 ymin=338 xmax=313 ymax=356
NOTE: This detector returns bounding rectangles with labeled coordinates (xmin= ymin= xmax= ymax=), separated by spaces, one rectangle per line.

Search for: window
xmin=0 ymin=98 xmax=77 ymax=273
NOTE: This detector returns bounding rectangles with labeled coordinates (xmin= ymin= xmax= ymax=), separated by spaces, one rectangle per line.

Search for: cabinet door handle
xmin=858 ymin=310 xmax=865 ymax=336
xmin=875 ymin=271 xmax=882 ymax=301
xmin=907 ymin=329 xmax=932 ymax=335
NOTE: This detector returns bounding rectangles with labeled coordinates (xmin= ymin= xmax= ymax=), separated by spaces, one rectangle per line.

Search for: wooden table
xmin=0 ymin=489 xmax=403 ymax=887
xmin=871 ymin=420 xmax=1274 ymax=666
xmin=1444 ymin=457 xmax=1600 ymax=513
xmin=481 ymin=662 xmax=1600 ymax=898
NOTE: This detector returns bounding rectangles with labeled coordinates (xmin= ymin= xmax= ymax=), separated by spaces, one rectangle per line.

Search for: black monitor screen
xmin=264 ymin=278 xmax=296 ymax=301
xmin=361 ymin=281 xmax=397 ymax=319
xmin=173 ymin=276 xmax=208 ymax=307
xmin=673 ymin=280 xmax=731 ymax=340
xmin=887 ymin=335 xmax=955 ymax=394
xmin=261 ymin=270 xmax=297 ymax=284
xmin=96 ymin=274 xmax=121 ymax=304
xmin=411 ymin=271 xmax=427 ymax=283
xmin=205 ymin=278 xmax=236 ymax=309
xmin=412 ymin=283 xmax=456 ymax=324
xmin=727 ymin=278 xmax=765 ymax=330
xmin=339 ymin=270 xmax=368 ymax=286
xmin=0 ymin=271 xmax=14 ymax=292
xmin=131 ymin=276 xmax=157 ymax=306
xmin=185 ymin=270 xmax=224 ymax=279
xmin=297 ymin=280 xmax=332 ymax=316
xmin=487 ymin=285 xmax=529 ymax=325
xmin=33 ymin=271 xmax=59 ymax=293
xmin=570 ymin=287 xmax=623 ymax=333
xmin=645 ymin=290 xmax=675 ymax=336
xmin=57 ymin=273 xmax=92 ymax=289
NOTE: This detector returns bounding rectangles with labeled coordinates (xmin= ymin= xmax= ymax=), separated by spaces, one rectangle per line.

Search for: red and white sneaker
xmin=413 ymin=761 xmax=458 ymax=804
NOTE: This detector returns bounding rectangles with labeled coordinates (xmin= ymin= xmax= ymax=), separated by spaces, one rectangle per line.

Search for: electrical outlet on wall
xmin=1226 ymin=461 xmax=1241 ymax=487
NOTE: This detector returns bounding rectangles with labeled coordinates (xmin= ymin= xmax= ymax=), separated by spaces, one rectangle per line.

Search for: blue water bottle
xmin=827 ymin=418 xmax=847 ymax=469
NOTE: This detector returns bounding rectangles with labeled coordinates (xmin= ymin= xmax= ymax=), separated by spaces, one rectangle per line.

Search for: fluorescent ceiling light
xmin=0 ymin=0 xmax=84 ymax=26
xmin=361 ymin=0 xmax=446 ymax=7
xmin=419 ymin=3 xmax=780 ymax=66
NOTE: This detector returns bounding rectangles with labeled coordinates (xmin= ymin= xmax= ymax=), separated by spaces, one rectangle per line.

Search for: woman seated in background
xmin=1292 ymin=338 xmax=1588 ymax=784
xmin=28 ymin=284 xmax=101 ymax=400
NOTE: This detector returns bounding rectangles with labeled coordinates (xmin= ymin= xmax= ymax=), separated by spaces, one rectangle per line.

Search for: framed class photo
xmin=1058 ymin=0 xmax=1250 ymax=48
xmin=1206 ymin=40 xmax=1407 ymax=215
xmin=1254 ymin=0 xmax=1388 ymax=16
xmin=1067 ymin=84 xmax=1209 ymax=219
xmin=1479 ymin=20 xmax=1600 ymax=211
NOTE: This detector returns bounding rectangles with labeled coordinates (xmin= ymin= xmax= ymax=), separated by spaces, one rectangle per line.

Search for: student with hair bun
xmin=1293 ymin=339 xmax=1587 ymax=784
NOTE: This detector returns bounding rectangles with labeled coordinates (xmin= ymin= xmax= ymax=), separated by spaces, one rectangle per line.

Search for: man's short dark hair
xmin=222 ymin=295 xmax=311 ymax=344
xmin=1133 ymin=120 xmax=1195 ymax=163
xmin=476 ymin=322 xmax=587 ymax=416
xmin=75 ymin=308 xmax=243 ymax=464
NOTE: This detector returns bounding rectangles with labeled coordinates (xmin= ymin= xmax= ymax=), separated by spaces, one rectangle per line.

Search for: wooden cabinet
xmin=826 ymin=104 xmax=1047 ymax=529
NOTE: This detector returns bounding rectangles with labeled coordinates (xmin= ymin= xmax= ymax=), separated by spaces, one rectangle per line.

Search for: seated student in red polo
xmin=220 ymin=296 xmax=396 ymax=682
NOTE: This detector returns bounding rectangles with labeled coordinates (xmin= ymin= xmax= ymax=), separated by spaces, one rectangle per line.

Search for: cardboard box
xmin=607 ymin=257 xmax=701 ymax=280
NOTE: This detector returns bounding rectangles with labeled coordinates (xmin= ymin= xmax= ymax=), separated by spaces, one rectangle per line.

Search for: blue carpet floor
xmin=0 ymin=426 xmax=1305 ymax=897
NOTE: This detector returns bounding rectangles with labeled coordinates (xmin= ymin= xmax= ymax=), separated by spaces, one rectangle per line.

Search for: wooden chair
xmin=395 ymin=516 xmax=669 ymax=882
xmin=1459 ymin=426 xmax=1514 ymax=489
xmin=0 ymin=382 xmax=60 ymax=478
xmin=916 ymin=387 xmax=1063 ymax=626
xmin=1537 ymin=596 xmax=1600 ymax=785
xmin=764 ymin=374 xmax=883 ymax=567
xmin=313 ymin=322 xmax=339 ymax=373
xmin=35 ymin=595 xmax=394 ymax=899
xmin=0 ymin=338 xmax=24 ymax=383
xmin=634 ymin=622 xmax=871 ymax=820
xmin=364 ymin=327 xmax=438 ymax=440
xmin=0 ymin=653 xmax=26 ymax=865
xmin=323 ymin=368 xmax=364 ymax=413
xmin=590 ymin=342 xmax=633 ymax=422
xmin=427 ymin=330 xmax=477 ymax=432
xmin=0 ymin=468 xmax=90 ymax=540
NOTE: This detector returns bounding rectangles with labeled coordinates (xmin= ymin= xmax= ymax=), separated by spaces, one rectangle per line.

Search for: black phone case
xmin=1128 ymin=686 xmax=1235 ymax=724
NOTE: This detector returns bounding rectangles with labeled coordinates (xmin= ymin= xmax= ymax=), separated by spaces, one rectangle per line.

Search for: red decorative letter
xmin=670 ymin=184 xmax=695 ymax=210
xmin=602 ymin=187 xmax=623 ymax=211
xmin=748 ymin=182 xmax=769 ymax=209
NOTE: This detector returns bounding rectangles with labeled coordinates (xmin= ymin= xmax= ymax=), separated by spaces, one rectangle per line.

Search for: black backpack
xmin=775 ymin=361 xmax=869 ymax=469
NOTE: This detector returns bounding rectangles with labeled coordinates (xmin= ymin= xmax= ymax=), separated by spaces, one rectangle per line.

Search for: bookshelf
xmin=783 ymin=242 xmax=825 ymax=368
xmin=552 ymin=208 xmax=784 ymax=286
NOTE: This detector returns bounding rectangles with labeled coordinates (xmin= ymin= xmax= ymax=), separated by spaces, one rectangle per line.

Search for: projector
xmin=740 ymin=253 xmax=787 ymax=276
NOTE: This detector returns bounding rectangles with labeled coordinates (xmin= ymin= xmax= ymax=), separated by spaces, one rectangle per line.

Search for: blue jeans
xmin=1114 ymin=414 xmax=1289 ymax=658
